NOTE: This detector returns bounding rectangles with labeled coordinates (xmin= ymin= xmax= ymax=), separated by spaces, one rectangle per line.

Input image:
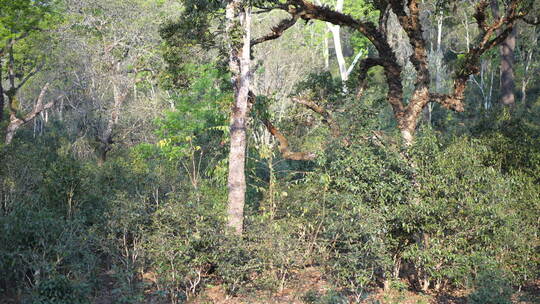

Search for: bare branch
xmin=261 ymin=117 xmax=316 ymax=161
xmin=523 ymin=16 xmax=540 ymax=25
xmin=429 ymin=93 xmax=465 ymax=112
xmin=5 ymin=83 xmax=62 ymax=144
xmin=15 ymin=60 xmax=45 ymax=91
xmin=248 ymin=91 xmax=316 ymax=160
xmin=292 ymin=97 xmax=349 ymax=145
xmin=251 ymin=15 xmax=299 ymax=47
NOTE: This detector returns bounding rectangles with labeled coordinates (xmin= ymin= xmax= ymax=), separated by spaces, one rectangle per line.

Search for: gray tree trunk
xmin=226 ymin=0 xmax=251 ymax=235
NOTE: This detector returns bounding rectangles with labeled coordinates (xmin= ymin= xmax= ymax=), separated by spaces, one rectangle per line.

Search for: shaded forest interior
xmin=0 ymin=0 xmax=539 ymax=303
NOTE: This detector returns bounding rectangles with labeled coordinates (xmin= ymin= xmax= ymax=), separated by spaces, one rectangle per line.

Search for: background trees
xmin=0 ymin=0 xmax=539 ymax=303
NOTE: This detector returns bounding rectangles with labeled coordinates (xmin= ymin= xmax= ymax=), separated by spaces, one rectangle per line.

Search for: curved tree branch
xmin=355 ymin=57 xmax=385 ymax=100
xmin=5 ymin=83 xmax=62 ymax=144
xmin=292 ymin=97 xmax=349 ymax=145
xmin=261 ymin=117 xmax=316 ymax=161
xmin=251 ymin=15 xmax=299 ymax=47
xmin=248 ymin=91 xmax=316 ymax=160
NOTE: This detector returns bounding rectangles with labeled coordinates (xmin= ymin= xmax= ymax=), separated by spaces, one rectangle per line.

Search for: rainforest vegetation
xmin=0 ymin=0 xmax=539 ymax=303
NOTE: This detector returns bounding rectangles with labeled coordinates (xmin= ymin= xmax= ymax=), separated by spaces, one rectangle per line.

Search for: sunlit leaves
xmin=155 ymin=64 xmax=230 ymax=162
xmin=0 ymin=0 xmax=60 ymax=47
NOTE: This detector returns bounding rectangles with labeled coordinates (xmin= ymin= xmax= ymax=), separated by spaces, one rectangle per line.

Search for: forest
xmin=0 ymin=0 xmax=539 ymax=303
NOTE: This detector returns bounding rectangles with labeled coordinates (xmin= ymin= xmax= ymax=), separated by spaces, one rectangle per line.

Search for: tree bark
xmin=261 ymin=117 xmax=316 ymax=161
xmin=226 ymin=0 xmax=251 ymax=235
xmin=0 ymin=60 xmax=4 ymax=122
xmin=4 ymin=39 xmax=55 ymax=145
xmin=499 ymin=27 xmax=516 ymax=106
xmin=270 ymin=0 xmax=525 ymax=145
xmin=491 ymin=0 xmax=516 ymax=107
xmin=5 ymin=83 xmax=57 ymax=144
xmin=97 ymin=83 xmax=128 ymax=165
xmin=520 ymin=27 xmax=536 ymax=106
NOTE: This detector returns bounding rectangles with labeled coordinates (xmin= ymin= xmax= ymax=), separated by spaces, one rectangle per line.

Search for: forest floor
xmin=2 ymin=268 xmax=538 ymax=303
xmin=185 ymin=268 xmax=540 ymax=304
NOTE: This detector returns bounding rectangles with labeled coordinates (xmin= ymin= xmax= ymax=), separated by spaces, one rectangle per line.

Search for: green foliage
xmin=2 ymin=1 xmax=540 ymax=301
xmin=0 ymin=0 xmax=61 ymax=46
xmin=143 ymin=183 xmax=226 ymax=300
xmin=155 ymin=64 xmax=229 ymax=161
xmin=30 ymin=275 xmax=90 ymax=304
xmin=468 ymin=268 xmax=513 ymax=304
xmin=405 ymin=130 xmax=539 ymax=288
xmin=286 ymin=142 xmax=409 ymax=294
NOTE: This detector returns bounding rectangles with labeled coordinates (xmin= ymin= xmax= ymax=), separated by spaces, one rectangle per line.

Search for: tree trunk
xmin=491 ymin=0 xmax=516 ymax=107
xmin=5 ymin=83 xmax=54 ymax=145
xmin=328 ymin=23 xmax=348 ymax=81
xmin=97 ymin=83 xmax=127 ymax=165
xmin=423 ymin=12 xmax=444 ymax=125
xmin=0 ymin=60 xmax=4 ymax=122
xmin=520 ymin=31 xmax=535 ymax=106
xmin=325 ymin=0 xmax=364 ymax=89
xmin=226 ymin=0 xmax=251 ymax=235
xmin=499 ymin=27 xmax=516 ymax=106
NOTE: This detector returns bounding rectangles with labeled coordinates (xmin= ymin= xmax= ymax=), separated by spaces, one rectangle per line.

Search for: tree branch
xmin=261 ymin=117 xmax=316 ymax=161
xmin=292 ymin=97 xmax=349 ymax=145
xmin=355 ymin=57 xmax=385 ymax=100
xmin=279 ymin=0 xmax=405 ymax=123
xmin=15 ymin=60 xmax=45 ymax=91
xmin=251 ymin=15 xmax=299 ymax=47
xmin=248 ymin=91 xmax=316 ymax=160
xmin=5 ymin=83 xmax=62 ymax=144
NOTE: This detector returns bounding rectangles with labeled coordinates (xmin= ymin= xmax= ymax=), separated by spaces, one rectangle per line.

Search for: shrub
xmin=468 ymin=268 xmax=513 ymax=304
xmin=29 ymin=275 xmax=90 ymax=304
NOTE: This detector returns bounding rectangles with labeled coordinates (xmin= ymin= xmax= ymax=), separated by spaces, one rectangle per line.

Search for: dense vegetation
xmin=0 ymin=0 xmax=539 ymax=303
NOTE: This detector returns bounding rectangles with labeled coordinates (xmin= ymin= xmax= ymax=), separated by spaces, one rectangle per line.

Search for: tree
xmin=62 ymin=0 xmax=167 ymax=163
xmin=0 ymin=0 xmax=60 ymax=144
xmin=254 ymin=0 xmax=535 ymax=145
xmin=226 ymin=0 xmax=252 ymax=235
xmin=491 ymin=0 xmax=516 ymax=106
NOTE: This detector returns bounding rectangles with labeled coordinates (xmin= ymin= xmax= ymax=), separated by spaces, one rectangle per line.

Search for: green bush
xmin=144 ymin=189 xmax=225 ymax=302
xmin=29 ymin=275 xmax=90 ymax=304
xmin=468 ymin=268 xmax=513 ymax=304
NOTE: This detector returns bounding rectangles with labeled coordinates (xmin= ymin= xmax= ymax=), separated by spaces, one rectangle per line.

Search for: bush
xmin=144 ymin=189 xmax=225 ymax=303
xmin=468 ymin=268 xmax=513 ymax=304
xmin=29 ymin=275 xmax=90 ymax=304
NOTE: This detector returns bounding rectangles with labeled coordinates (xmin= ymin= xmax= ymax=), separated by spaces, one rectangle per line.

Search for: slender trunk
xmin=226 ymin=0 xmax=251 ymax=235
xmin=521 ymin=49 xmax=533 ymax=105
xmin=328 ymin=23 xmax=348 ymax=82
xmin=521 ymin=27 xmax=536 ymax=106
xmin=98 ymin=83 xmax=127 ymax=165
xmin=424 ymin=12 xmax=443 ymax=125
xmin=325 ymin=0 xmax=364 ymax=89
xmin=323 ymin=31 xmax=329 ymax=70
xmin=0 ymin=60 xmax=4 ymax=122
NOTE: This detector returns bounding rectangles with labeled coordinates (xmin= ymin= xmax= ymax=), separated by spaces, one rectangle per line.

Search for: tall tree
xmin=226 ymin=0 xmax=252 ymax=234
xmin=254 ymin=0 xmax=533 ymax=145
xmin=491 ymin=0 xmax=516 ymax=106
